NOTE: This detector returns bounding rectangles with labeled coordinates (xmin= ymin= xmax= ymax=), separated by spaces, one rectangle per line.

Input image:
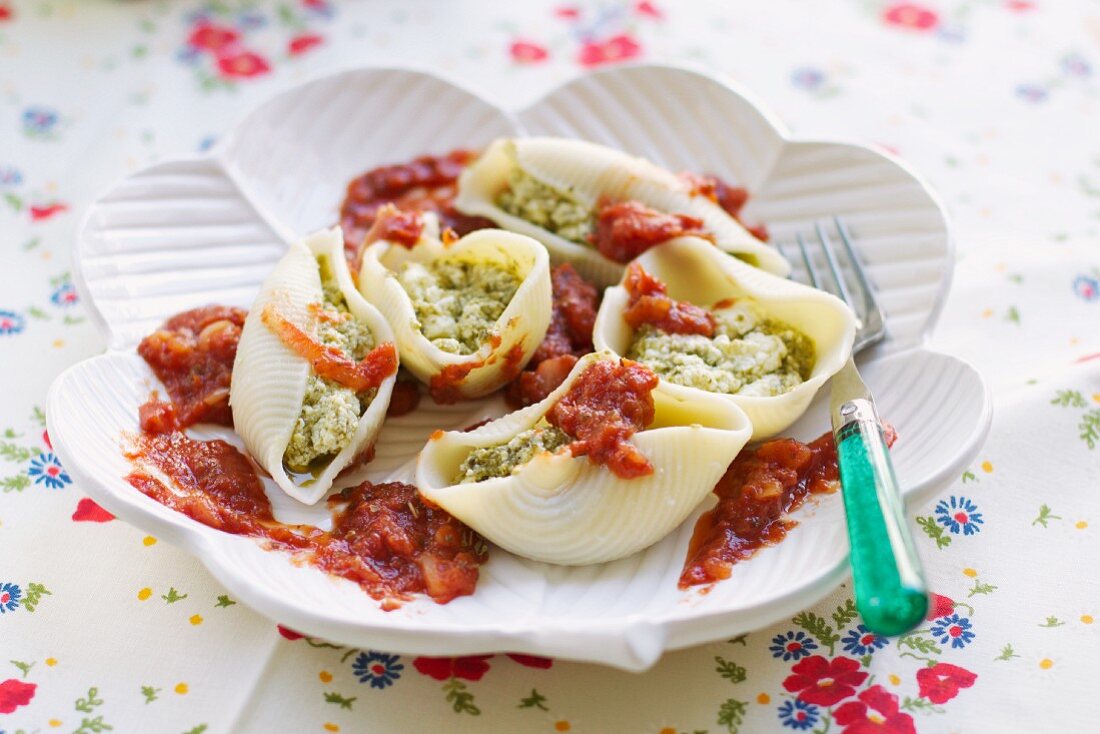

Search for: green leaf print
xmin=0 ymin=440 xmax=39 ymax=463
xmin=31 ymin=406 xmax=46 ymax=426
xmin=995 ymin=644 xmax=1020 ymax=661
xmin=141 ymin=685 xmax=160 ymax=704
xmin=442 ymin=678 xmax=480 ymax=715
xmin=715 ymin=656 xmax=746 ymax=684
xmin=915 ymin=516 xmax=951 ymax=549
xmin=162 ymin=587 xmax=188 ymax=604
xmin=1079 ymin=409 xmax=1100 ymax=449
xmin=793 ymin=612 xmax=839 ymax=655
xmin=1038 ymin=616 xmax=1066 ymax=627
xmin=1004 ymin=305 xmax=1020 ymax=325
xmin=831 ymin=599 xmax=859 ymax=630
xmin=1051 ymin=390 xmax=1088 ymax=408
xmin=717 ymin=698 xmax=748 ymax=733
xmin=518 ymin=689 xmax=548 ymax=710
xmin=214 ymin=595 xmax=236 ymax=608
xmin=1032 ymin=504 xmax=1062 ymax=527
xmin=900 ymin=696 xmax=944 ymax=714
xmin=182 ymin=727 xmax=207 ymax=734
xmin=22 ymin=582 xmax=51 ymax=612
xmin=75 ymin=686 xmax=104 ymax=713
xmin=967 ymin=579 xmax=998 ymax=597
xmin=1 ymin=473 xmax=31 ymax=492
xmin=73 ymin=717 xmax=113 ymax=734
xmin=961 ymin=470 xmax=977 ymax=483
xmin=323 ymin=691 xmax=356 ymax=710
xmin=10 ymin=659 xmax=34 ymax=678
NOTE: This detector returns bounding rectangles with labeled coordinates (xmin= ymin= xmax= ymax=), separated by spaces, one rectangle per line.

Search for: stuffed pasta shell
xmin=358 ymin=210 xmax=552 ymax=402
xmin=230 ymin=227 xmax=398 ymax=505
xmin=593 ymin=236 xmax=857 ymax=439
xmin=453 ymin=136 xmax=789 ymax=286
xmin=416 ymin=351 xmax=752 ymax=565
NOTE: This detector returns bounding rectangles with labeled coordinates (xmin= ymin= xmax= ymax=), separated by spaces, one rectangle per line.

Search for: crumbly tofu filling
xmin=496 ymin=167 xmax=594 ymax=245
xmin=626 ymin=299 xmax=815 ymax=397
xmin=284 ymin=258 xmax=377 ymax=473
xmin=398 ymin=257 xmax=521 ymax=355
xmin=455 ymin=423 xmax=571 ymax=484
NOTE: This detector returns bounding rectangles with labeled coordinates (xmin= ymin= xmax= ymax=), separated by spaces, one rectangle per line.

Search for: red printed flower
xmin=510 ymin=40 xmax=549 ymax=64
xmin=413 ymin=655 xmax=492 ymax=681
xmin=925 ymin=592 xmax=955 ymax=620
xmin=217 ymin=51 xmax=271 ymax=79
xmin=882 ymin=3 xmax=939 ymax=31
xmin=72 ymin=497 xmax=114 ymax=523
xmin=0 ymin=678 xmax=36 ymax=714
xmin=635 ymin=1 xmax=664 ymax=19
xmin=916 ymin=662 xmax=977 ymax=704
xmin=188 ymin=23 xmax=240 ymax=53
xmin=0 ymin=4 xmax=13 ymax=22
xmin=43 ymin=430 xmax=52 ymax=450
xmin=288 ymin=33 xmax=324 ymax=56
xmin=835 ymin=685 xmax=915 ymax=734
xmin=506 ymin=653 xmax=553 ymax=669
xmin=577 ymin=34 xmax=642 ymax=67
xmin=276 ymin=624 xmax=303 ymax=640
xmin=1004 ymin=0 xmax=1035 ymax=11
xmin=782 ymin=655 xmax=868 ymax=706
xmin=30 ymin=203 xmax=68 ymax=221
xmin=554 ymin=5 xmax=580 ymax=19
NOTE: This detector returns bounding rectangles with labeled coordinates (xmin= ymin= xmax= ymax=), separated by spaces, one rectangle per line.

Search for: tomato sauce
xmin=136 ymin=305 xmax=247 ymax=429
xmin=680 ymin=426 xmax=897 ymax=588
xmin=339 ymin=150 xmax=494 ymax=267
xmin=506 ymin=263 xmax=600 ymax=407
xmin=261 ymin=303 xmax=398 ymax=392
xmin=622 ymin=263 xmax=716 ymax=336
xmin=386 ymin=378 xmax=422 ymax=417
xmin=682 ymin=172 xmax=768 ymax=241
xmin=363 ymin=204 xmax=425 ymax=250
xmin=591 ymin=200 xmax=708 ymax=263
xmin=124 ymin=432 xmax=485 ymax=605
xmin=547 ymin=358 xmax=658 ymax=479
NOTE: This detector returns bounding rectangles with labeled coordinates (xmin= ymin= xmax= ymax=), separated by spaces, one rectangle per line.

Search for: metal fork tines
xmin=781 ymin=217 xmax=887 ymax=354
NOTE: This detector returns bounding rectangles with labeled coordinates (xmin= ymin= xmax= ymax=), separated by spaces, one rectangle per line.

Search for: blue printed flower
xmin=1073 ymin=274 xmax=1100 ymax=302
xmin=198 ymin=134 xmax=218 ymax=153
xmin=935 ymin=25 xmax=967 ymax=43
xmin=935 ymin=495 xmax=984 ymax=535
xmin=50 ymin=282 xmax=79 ymax=307
xmin=0 ymin=582 xmax=22 ymax=613
xmin=22 ymin=106 xmax=59 ymax=136
xmin=176 ymin=45 xmax=203 ymax=65
xmin=1062 ymin=52 xmax=1092 ymax=78
xmin=236 ymin=9 xmax=267 ymax=30
xmin=352 ymin=651 xmax=403 ymax=689
xmin=1015 ymin=83 xmax=1048 ymax=103
xmin=790 ymin=67 xmax=825 ymax=92
xmin=769 ymin=630 xmax=818 ymax=661
xmin=28 ymin=452 xmax=71 ymax=489
xmin=777 ymin=699 xmax=819 ymax=730
xmin=840 ymin=624 xmax=889 ymax=656
xmin=0 ymin=165 xmax=22 ymax=187
xmin=930 ymin=613 xmax=975 ymax=649
xmin=0 ymin=310 xmax=25 ymax=336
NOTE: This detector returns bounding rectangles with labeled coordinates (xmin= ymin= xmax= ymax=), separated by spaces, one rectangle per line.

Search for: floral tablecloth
xmin=2 ymin=0 xmax=1098 ymax=732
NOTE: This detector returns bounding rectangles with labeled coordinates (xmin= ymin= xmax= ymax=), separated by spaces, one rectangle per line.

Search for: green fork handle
xmin=836 ymin=417 xmax=928 ymax=635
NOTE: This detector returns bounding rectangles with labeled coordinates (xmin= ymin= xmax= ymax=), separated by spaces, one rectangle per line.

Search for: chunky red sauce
xmin=591 ymin=200 xmax=708 ymax=263
xmin=136 ymin=305 xmax=247 ymax=429
xmin=125 ymin=432 xmax=484 ymax=605
xmin=547 ymin=358 xmax=658 ymax=479
xmin=340 ymin=150 xmax=494 ymax=267
xmin=261 ymin=303 xmax=398 ymax=392
xmin=622 ymin=262 xmax=716 ymax=336
xmin=680 ymin=426 xmax=898 ymax=588
xmin=681 ymin=172 xmax=768 ymax=242
xmin=386 ymin=378 xmax=422 ymax=417
xmin=317 ymin=482 xmax=485 ymax=606
xmin=506 ymin=263 xmax=600 ymax=407
xmin=363 ymin=203 xmax=425 ymax=250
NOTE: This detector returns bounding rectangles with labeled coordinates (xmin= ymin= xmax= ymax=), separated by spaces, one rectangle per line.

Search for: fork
xmin=783 ymin=218 xmax=928 ymax=636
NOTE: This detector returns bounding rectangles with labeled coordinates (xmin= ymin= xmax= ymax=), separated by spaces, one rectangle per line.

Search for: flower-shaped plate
xmin=48 ymin=64 xmax=991 ymax=671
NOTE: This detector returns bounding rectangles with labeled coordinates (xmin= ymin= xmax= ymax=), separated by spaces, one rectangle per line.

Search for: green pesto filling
xmin=455 ymin=423 xmax=571 ymax=484
xmin=283 ymin=258 xmax=377 ymax=474
xmin=626 ymin=299 xmax=815 ymax=397
xmin=398 ymin=257 xmax=521 ymax=355
xmin=496 ymin=167 xmax=595 ymax=245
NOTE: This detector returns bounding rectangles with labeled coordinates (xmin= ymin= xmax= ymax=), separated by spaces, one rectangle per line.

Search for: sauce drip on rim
xmin=125 ymin=432 xmax=485 ymax=606
xmin=591 ymin=200 xmax=708 ymax=264
xmin=680 ymin=426 xmax=897 ymax=588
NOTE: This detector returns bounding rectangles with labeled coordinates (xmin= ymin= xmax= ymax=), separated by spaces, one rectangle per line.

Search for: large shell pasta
xmin=593 ymin=236 xmax=857 ymax=439
xmin=358 ymin=218 xmax=552 ymax=401
xmin=230 ymin=227 xmax=397 ymax=505
xmin=416 ymin=352 xmax=752 ymax=565
xmin=453 ymin=136 xmax=790 ymax=286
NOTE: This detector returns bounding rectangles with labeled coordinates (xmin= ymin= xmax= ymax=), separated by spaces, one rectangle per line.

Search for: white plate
xmin=48 ymin=64 xmax=991 ymax=672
